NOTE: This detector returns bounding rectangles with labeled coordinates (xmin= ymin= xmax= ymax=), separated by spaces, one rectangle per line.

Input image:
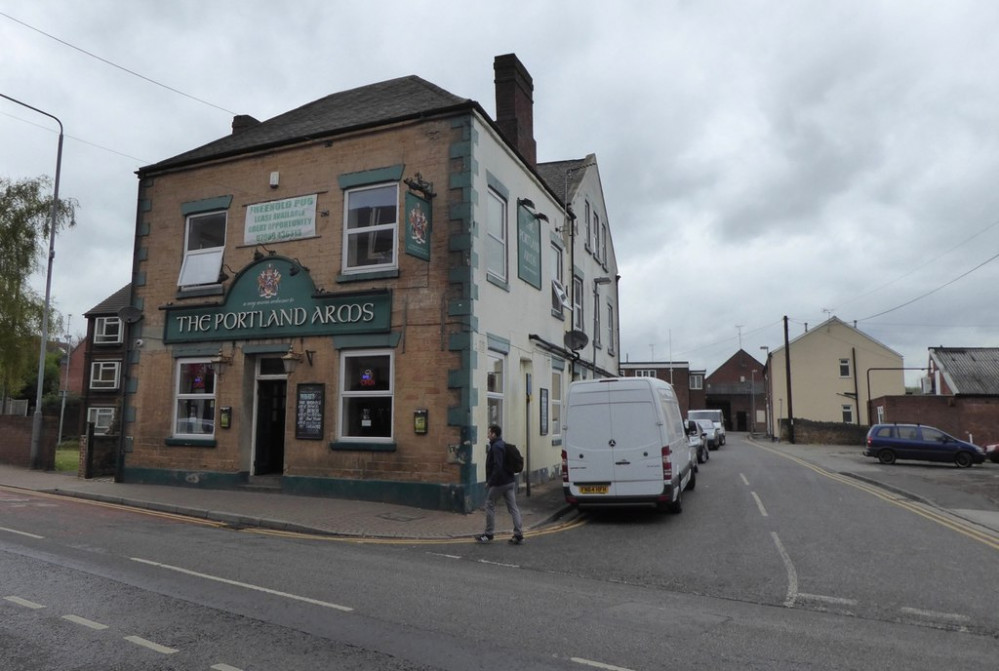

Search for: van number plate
xmin=579 ymin=485 xmax=609 ymax=494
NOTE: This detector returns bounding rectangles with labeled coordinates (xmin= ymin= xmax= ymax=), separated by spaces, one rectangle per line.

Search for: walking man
xmin=476 ymin=424 xmax=524 ymax=544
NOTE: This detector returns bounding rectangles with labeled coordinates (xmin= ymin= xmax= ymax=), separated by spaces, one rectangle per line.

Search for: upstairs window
xmin=178 ymin=211 xmax=226 ymax=287
xmin=839 ymin=358 xmax=851 ymax=378
xmin=486 ymin=189 xmax=508 ymax=283
xmin=606 ymin=304 xmax=614 ymax=354
xmin=344 ymin=184 xmax=398 ymax=271
xmin=572 ymin=276 xmax=584 ymax=331
xmin=89 ymin=361 xmax=121 ymax=390
xmin=593 ymin=293 xmax=602 ymax=347
xmin=550 ymin=243 xmax=566 ymax=315
xmin=94 ymin=316 xmax=123 ymax=345
xmin=690 ymin=373 xmax=704 ymax=389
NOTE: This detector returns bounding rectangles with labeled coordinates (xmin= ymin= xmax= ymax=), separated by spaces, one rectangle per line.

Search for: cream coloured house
xmin=766 ymin=317 xmax=903 ymax=426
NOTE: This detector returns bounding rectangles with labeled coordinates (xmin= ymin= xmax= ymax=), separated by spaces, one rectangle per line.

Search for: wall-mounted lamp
xmin=281 ymin=345 xmax=315 ymax=374
xmin=518 ymin=197 xmax=550 ymax=223
xmin=217 ymin=263 xmax=237 ymax=283
xmin=269 ymin=171 xmax=280 ymax=189
xmin=209 ymin=347 xmax=233 ymax=375
xmin=288 ymin=258 xmax=311 ymax=276
xmin=404 ymin=172 xmax=437 ymax=199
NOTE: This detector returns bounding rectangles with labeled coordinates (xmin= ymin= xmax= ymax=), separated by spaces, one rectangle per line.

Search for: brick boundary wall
xmin=0 ymin=416 xmax=59 ymax=469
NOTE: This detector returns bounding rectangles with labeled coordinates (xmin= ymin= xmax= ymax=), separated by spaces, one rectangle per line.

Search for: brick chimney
xmin=493 ymin=54 xmax=537 ymax=166
xmin=231 ymin=114 xmax=261 ymax=135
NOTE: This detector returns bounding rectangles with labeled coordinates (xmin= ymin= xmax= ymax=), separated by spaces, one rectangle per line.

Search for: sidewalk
xmin=0 ymin=464 xmax=575 ymax=541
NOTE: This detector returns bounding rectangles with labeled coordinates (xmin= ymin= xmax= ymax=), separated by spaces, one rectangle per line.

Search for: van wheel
xmin=668 ymin=487 xmax=683 ymax=514
xmin=878 ymin=449 xmax=896 ymax=465
xmin=685 ymin=469 xmax=696 ymax=491
xmin=954 ymin=452 xmax=973 ymax=468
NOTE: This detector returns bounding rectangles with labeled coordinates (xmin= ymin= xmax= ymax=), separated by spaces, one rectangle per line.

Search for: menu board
xmin=295 ymin=383 xmax=324 ymax=440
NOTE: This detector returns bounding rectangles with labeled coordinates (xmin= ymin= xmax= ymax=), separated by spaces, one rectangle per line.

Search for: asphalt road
xmin=2 ymin=434 xmax=997 ymax=670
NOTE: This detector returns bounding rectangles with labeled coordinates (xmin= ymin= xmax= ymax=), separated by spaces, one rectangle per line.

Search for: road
xmin=2 ymin=435 xmax=997 ymax=670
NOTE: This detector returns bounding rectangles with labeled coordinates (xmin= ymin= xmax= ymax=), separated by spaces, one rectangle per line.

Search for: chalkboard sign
xmin=295 ymin=383 xmax=324 ymax=440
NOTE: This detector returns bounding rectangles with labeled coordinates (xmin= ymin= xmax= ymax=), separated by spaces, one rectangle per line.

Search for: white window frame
xmin=572 ymin=275 xmax=584 ymax=331
xmin=592 ymin=212 xmax=600 ymax=257
xmin=342 ymin=183 xmax=399 ymax=273
xmin=584 ymin=200 xmax=592 ymax=251
xmin=842 ymin=404 xmax=854 ymax=424
xmin=690 ymin=373 xmax=704 ymax=390
xmin=601 ymin=222 xmax=608 ymax=264
xmin=485 ymin=189 xmax=508 ymax=283
xmin=606 ymin=303 xmax=614 ymax=354
xmin=178 ymin=211 xmax=227 ymax=287
xmin=173 ymin=358 xmax=216 ymax=438
xmin=550 ymin=243 xmax=566 ymax=315
xmin=839 ymin=358 xmax=851 ymax=378
xmin=339 ymin=349 xmax=395 ymax=442
xmin=636 ymin=369 xmax=656 ymax=378
xmin=487 ymin=353 xmax=505 ymax=428
xmin=86 ymin=406 xmax=115 ymax=433
xmin=89 ymin=361 xmax=121 ymax=390
xmin=551 ymin=369 xmax=563 ymax=438
xmin=593 ymin=293 xmax=602 ymax=347
xmin=94 ymin=316 xmax=123 ymax=345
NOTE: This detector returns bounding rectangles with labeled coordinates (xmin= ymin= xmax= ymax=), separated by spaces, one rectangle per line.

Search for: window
xmin=343 ymin=184 xmax=398 ymax=271
xmin=89 ymin=361 xmax=121 ymax=390
xmin=690 ymin=373 xmax=704 ymax=390
xmin=485 ymin=189 xmax=507 ymax=282
xmin=550 ymin=244 xmax=566 ymax=315
xmin=94 ymin=316 xmax=123 ymax=345
xmin=178 ymin=211 xmax=227 ymax=287
xmin=551 ymin=369 xmax=563 ymax=437
xmin=606 ymin=304 xmax=614 ymax=353
xmin=572 ymin=276 xmax=584 ymax=331
xmin=593 ymin=293 xmax=601 ymax=347
xmin=839 ymin=358 xmax=851 ymax=377
xmin=340 ymin=350 xmax=393 ymax=440
xmin=601 ymin=222 xmax=608 ymax=264
xmin=584 ymin=200 xmax=591 ymax=251
xmin=86 ymin=407 xmax=115 ymax=433
xmin=841 ymin=404 xmax=853 ymax=424
xmin=592 ymin=212 xmax=600 ymax=258
xmin=173 ymin=359 xmax=215 ymax=436
xmin=636 ymin=369 xmax=656 ymax=378
xmin=487 ymin=354 xmax=504 ymax=427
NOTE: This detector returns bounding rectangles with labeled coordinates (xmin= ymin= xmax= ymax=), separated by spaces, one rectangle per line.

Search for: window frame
xmin=839 ymin=358 xmax=851 ymax=378
xmin=86 ymin=406 xmax=116 ymax=433
xmin=485 ymin=188 xmax=508 ymax=284
xmin=690 ymin=373 xmax=704 ymax=390
xmin=551 ymin=368 xmax=563 ymax=438
xmin=841 ymin=404 xmax=854 ymax=424
xmin=338 ymin=349 xmax=395 ymax=442
xmin=89 ymin=361 xmax=121 ymax=390
xmin=593 ymin=292 xmax=602 ymax=347
xmin=486 ymin=353 xmax=505 ymax=428
xmin=550 ymin=243 xmax=565 ymax=316
xmin=172 ymin=358 xmax=216 ymax=438
xmin=178 ymin=211 xmax=227 ymax=288
xmin=606 ymin=303 xmax=614 ymax=354
xmin=342 ymin=183 xmax=400 ymax=274
xmin=572 ymin=275 xmax=584 ymax=331
xmin=94 ymin=316 xmax=123 ymax=345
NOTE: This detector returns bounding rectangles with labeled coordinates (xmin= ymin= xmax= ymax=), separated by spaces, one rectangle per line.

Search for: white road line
xmin=4 ymin=596 xmax=45 ymax=609
xmin=798 ymin=593 xmax=858 ymax=606
xmin=571 ymin=657 xmax=636 ymax=671
xmin=130 ymin=557 xmax=353 ymax=612
xmin=426 ymin=552 xmax=462 ymax=559
xmin=771 ymin=532 xmax=798 ymax=607
xmin=211 ymin=664 xmax=245 ymax=671
xmin=62 ymin=614 xmax=109 ymax=630
xmin=477 ymin=559 xmax=520 ymax=568
xmin=900 ymin=606 xmax=971 ymax=622
xmin=751 ymin=491 xmax=768 ymax=517
xmin=739 ymin=473 xmax=750 ymax=486
xmin=124 ymin=635 xmax=179 ymax=654
xmin=0 ymin=526 xmax=44 ymax=539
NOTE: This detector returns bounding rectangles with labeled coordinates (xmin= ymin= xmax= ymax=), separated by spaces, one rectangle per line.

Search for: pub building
xmin=121 ymin=54 xmax=620 ymax=512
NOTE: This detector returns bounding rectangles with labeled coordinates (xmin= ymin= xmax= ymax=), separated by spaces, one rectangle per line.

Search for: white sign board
xmin=244 ymin=194 xmax=317 ymax=245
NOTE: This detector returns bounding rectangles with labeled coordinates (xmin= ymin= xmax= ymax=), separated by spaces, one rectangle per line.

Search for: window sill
xmin=336 ymin=269 xmax=400 ymax=283
xmin=550 ymin=309 xmax=565 ymax=320
xmin=176 ymin=284 xmax=224 ymax=299
xmin=329 ymin=441 xmax=397 ymax=452
xmin=164 ymin=437 xmax=217 ymax=447
xmin=486 ymin=274 xmax=510 ymax=291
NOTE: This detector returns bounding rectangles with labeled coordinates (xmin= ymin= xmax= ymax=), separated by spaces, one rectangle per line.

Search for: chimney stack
xmin=231 ymin=114 xmax=261 ymax=135
xmin=493 ymin=54 xmax=537 ymax=166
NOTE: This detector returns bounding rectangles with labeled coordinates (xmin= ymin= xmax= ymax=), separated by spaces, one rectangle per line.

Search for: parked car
xmin=695 ymin=418 xmax=720 ymax=451
xmin=689 ymin=409 xmax=726 ymax=445
xmin=687 ymin=419 xmax=709 ymax=464
xmin=864 ymin=423 xmax=985 ymax=468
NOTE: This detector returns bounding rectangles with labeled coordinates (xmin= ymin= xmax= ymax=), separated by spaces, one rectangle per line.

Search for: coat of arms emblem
xmin=408 ymin=203 xmax=428 ymax=245
xmin=257 ymin=264 xmax=281 ymax=299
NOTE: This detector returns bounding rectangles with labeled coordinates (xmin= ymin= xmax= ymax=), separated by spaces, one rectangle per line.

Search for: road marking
xmin=62 ymin=614 xmax=109 ymax=630
xmin=798 ymin=593 xmax=858 ymax=606
xmin=0 ymin=526 xmax=44 ymax=539
xmin=571 ymin=657 xmax=636 ymax=671
xmin=771 ymin=532 xmax=798 ymax=607
xmin=211 ymin=664 xmax=244 ymax=671
xmin=124 ymin=635 xmax=178 ymax=654
xmin=4 ymin=596 xmax=45 ymax=609
xmin=130 ymin=557 xmax=353 ymax=612
xmin=477 ymin=559 xmax=520 ymax=568
xmin=426 ymin=552 xmax=462 ymax=559
xmin=900 ymin=606 xmax=971 ymax=622
xmin=740 ymin=473 xmax=750 ymax=486
xmin=751 ymin=491 xmax=768 ymax=517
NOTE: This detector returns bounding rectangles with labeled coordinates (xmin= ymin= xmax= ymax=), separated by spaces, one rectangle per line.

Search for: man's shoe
xmin=474 ymin=534 xmax=493 ymax=543
xmin=508 ymin=534 xmax=525 ymax=545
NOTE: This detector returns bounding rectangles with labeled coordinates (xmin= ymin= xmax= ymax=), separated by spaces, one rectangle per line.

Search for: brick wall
xmin=0 ymin=416 xmax=59 ymax=469
xmin=871 ymin=395 xmax=999 ymax=445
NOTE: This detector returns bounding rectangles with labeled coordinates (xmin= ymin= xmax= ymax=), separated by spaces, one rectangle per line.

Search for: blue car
xmin=864 ymin=423 xmax=985 ymax=468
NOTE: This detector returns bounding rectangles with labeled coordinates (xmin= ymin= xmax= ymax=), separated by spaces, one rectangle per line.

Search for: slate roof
xmin=140 ymin=76 xmax=475 ymax=173
xmin=536 ymin=157 xmax=594 ymax=206
xmin=84 ymin=284 xmax=131 ymax=317
xmin=929 ymin=347 xmax=999 ymax=395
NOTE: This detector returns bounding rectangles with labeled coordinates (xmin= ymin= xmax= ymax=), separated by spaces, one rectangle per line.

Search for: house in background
xmin=705 ymin=350 xmax=766 ymax=432
xmin=870 ymin=347 xmax=999 ymax=444
xmin=620 ymin=361 xmax=704 ymax=416
xmin=767 ymin=317 xmax=903 ymax=427
xmin=80 ymin=284 xmax=131 ymax=436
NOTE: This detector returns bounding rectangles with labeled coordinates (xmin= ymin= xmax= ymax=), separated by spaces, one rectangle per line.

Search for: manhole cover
xmin=377 ymin=512 xmax=425 ymax=522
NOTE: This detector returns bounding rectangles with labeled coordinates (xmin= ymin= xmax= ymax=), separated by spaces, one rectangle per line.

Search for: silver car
xmin=695 ymin=418 xmax=720 ymax=451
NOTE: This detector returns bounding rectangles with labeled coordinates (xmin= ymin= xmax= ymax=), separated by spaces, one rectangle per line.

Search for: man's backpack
xmin=504 ymin=443 xmax=524 ymax=474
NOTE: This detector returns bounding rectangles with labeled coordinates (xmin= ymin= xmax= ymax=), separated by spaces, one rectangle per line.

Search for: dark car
xmin=864 ymin=423 xmax=985 ymax=468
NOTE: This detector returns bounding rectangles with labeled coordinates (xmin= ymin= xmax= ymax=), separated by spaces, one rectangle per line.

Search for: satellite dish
xmin=118 ymin=305 xmax=143 ymax=324
xmin=564 ymin=329 xmax=589 ymax=352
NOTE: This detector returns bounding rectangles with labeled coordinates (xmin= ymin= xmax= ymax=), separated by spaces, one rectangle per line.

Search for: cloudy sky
xmin=3 ymin=1 xmax=998 ymax=383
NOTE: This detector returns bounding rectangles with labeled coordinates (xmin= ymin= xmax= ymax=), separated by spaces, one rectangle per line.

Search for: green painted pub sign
xmin=163 ymin=256 xmax=391 ymax=344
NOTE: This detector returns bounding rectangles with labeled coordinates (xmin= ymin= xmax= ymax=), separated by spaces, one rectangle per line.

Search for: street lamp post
xmin=751 ymin=369 xmax=757 ymax=435
xmin=1 ymin=93 xmax=65 ymax=470
xmin=592 ymin=276 xmax=611 ymax=376
xmin=760 ymin=346 xmax=771 ymax=438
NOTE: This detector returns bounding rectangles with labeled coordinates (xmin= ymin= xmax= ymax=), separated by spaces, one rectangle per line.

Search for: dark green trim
xmin=486 ymin=333 xmax=510 ymax=354
xmin=181 ymin=195 xmax=233 ymax=216
xmin=173 ymin=345 xmax=220 ymax=358
xmin=332 ymin=332 xmax=401 ymax=349
xmin=137 ymin=221 xmax=150 ymax=236
xmin=164 ymin=437 xmax=217 ymax=447
xmin=329 ymin=441 xmax=397 ymax=452
xmin=337 ymin=165 xmax=405 ymax=190
xmin=284 ymin=475 xmax=469 ymax=513
xmin=336 ymin=269 xmax=400 ymax=283
xmin=121 ymin=467 xmax=243 ymax=488
xmin=486 ymin=170 xmax=509 ymax=199
xmin=486 ymin=275 xmax=509 ymax=291
xmin=136 ymin=247 xmax=148 ymax=261
xmin=134 ymin=272 xmax=146 ymax=287
xmin=243 ymin=343 xmax=292 ymax=354
xmin=126 ymin=378 xmax=138 ymax=394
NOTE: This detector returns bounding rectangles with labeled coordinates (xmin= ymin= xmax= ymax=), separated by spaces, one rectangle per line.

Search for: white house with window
xmin=121 ymin=54 xmax=619 ymax=512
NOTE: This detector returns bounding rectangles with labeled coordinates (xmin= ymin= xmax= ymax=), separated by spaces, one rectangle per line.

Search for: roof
xmin=769 ymin=316 xmax=902 ymax=358
xmin=929 ymin=347 xmax=999 ymax=395
xmin=84 ymin=284 xmax=131 ymax=317
xmin=535 ymin=156 xmax=595 ymax=206
xmin=140 ymin=76 xmax=473 ymax=173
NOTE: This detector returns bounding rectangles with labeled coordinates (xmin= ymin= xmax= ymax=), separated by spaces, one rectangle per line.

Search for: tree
xmin=0 ymin=176 xmax=76 ymax=400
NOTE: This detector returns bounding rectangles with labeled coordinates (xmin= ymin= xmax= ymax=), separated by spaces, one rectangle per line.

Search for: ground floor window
xmin=340 ymin=350 xmax=393 ymax=440
xmin=550 ymin=369 xmax=562 ymax=437
xmin=487 ymin=354 xmax=504 ymax=427
xmin=173 ymin=359 xmax=216 ymax=437
xmin=86 ymin=406 xmax=115 ymax=433
xmin=842 ymin=404 xmax=853 ymax=424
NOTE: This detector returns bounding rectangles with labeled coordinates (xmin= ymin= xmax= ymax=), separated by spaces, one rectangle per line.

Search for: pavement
xmin=1 ymin=437 xmax=997 ymax=540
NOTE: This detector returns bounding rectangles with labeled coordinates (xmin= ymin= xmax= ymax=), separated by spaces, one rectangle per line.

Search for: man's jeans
xmin=484 ymin=481 xmax=523 ymax=537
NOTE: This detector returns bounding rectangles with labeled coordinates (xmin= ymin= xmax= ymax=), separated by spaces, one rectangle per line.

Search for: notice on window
xmin=295 ymin=383 xmax=324 ymax=440
xmin=245 ymin=194 xmax=317 ymax=245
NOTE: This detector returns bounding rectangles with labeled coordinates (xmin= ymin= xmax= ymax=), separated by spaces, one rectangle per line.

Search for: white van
xmin=561 ymin=377 xmax=695 ymax=513
xmin=688 ymin=409 xmax=726 ymax=445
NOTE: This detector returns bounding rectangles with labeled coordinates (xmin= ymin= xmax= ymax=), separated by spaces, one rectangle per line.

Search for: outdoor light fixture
xmin=518 ymin=197 xmax=549 ymax=222
xmin=282 ymin=345 xmax=315 ymax=374
xmin=288 ymin=258 xmax=310 ymax=276
xmin=217 ymin=263 xmax=237 ymax=282
xmin=209 ymin=347 xmax=233 ymax=375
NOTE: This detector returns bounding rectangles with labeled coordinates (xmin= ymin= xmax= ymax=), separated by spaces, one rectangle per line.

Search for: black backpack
xmin=504 ymin=443 xmax=524 ymax=474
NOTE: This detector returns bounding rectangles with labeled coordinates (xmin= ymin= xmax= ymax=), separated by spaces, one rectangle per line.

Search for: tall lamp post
xmin=760 ymin=346 xmax=771 ymax=438
xmin=592 ymin=276 xmax=611 ymax=376
xmin=1 ymin=93 xmax=65 ymax=470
